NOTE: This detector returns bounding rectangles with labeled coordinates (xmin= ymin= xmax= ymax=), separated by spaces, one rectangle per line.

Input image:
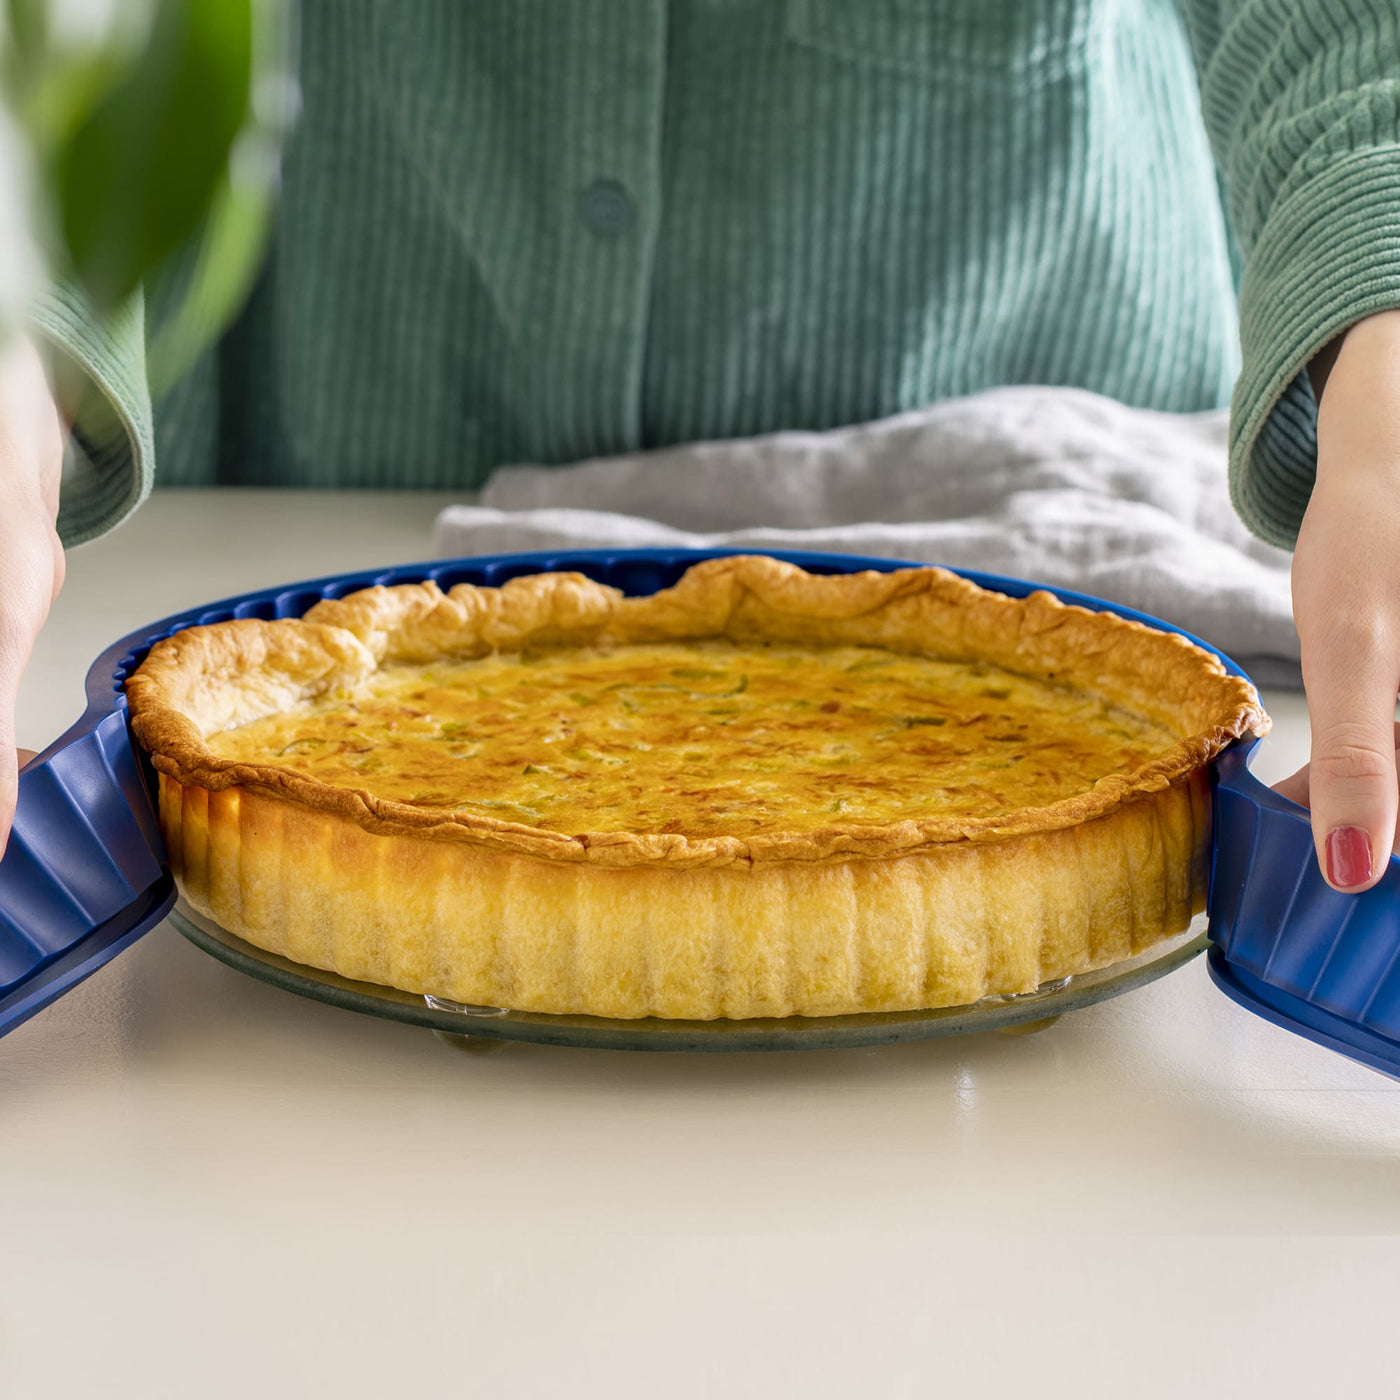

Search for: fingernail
xmin=1325 ymin=826 xmax=1374 ymax=889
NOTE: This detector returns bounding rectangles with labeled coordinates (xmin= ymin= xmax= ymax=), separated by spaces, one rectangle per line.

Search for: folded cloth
xmin=433 ymin=386 xmax=1300 ymax=687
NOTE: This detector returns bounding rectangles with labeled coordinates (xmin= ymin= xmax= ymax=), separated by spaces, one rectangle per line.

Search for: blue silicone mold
xmin=1208 ymin=741 xmax=1400 ymax=1078
xmin=2 ymin=546 xmax=1393 ymax=1075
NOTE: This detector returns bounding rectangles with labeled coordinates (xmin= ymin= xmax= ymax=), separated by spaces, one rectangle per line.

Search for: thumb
xmin=1303 ymin=642 xmax=1399 ymax=893
xmin=0 ymin=750 xmax=38 ymax=858
xmin=0 ymin=694 xmax=16 ymax=862
xmin=0 ymin=625 xmax=38 ymax=860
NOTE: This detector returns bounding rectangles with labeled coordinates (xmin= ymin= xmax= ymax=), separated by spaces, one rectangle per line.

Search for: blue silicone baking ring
xmin=1 ymin=546 xmax=1390 ymax=1075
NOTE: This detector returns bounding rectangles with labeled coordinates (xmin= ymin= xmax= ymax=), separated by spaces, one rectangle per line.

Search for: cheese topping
xmin=205 ymin=641 xmax=1178 ymax=836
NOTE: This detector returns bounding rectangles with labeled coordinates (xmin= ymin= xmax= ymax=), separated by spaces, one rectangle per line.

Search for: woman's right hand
xmin=0 ymin=335 xmax=66 ymax=858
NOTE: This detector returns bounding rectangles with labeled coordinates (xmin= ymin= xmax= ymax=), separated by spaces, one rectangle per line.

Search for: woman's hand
xmin=0 ymin=336 xmax=65 ymax=858
xmin=1284 ymin=308 xmax=1400 ymax=891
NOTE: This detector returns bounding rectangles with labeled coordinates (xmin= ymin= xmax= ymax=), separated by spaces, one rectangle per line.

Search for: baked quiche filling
xmin=205 ymin=640 xmax=1177 ymax=837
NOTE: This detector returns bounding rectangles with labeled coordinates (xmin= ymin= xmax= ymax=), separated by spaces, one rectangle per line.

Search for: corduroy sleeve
xmin=28 ymin=282 xmax=154 ymax=547
xmin=1181 ymin=0 xmax=1400 ymax=548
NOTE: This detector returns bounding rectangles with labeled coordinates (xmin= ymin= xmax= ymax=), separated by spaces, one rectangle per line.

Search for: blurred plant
xmin=0 ymin=0 xmax=295 ymax=391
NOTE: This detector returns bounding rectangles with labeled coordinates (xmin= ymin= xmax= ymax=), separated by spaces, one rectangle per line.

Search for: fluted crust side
xmin=161 ymin=769 xmax=1210 ymax=1019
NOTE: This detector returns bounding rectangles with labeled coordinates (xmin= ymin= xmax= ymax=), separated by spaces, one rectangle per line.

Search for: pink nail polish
xmin=1325 ymin=827 xmax=1373 ymax=889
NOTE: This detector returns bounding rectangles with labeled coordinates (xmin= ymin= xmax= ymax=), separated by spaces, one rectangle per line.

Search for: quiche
xmin=126 ymin=555 xmax=1267 ymax=1020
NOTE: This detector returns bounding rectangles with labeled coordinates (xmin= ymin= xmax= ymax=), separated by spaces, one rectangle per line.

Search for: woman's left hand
xmin=1281 ymin=308 xmax=1400 ymax=892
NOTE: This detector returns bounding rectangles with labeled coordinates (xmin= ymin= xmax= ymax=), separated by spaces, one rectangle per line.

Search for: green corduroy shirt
xmin=31 ymin=0 xmax=1400 ymax=550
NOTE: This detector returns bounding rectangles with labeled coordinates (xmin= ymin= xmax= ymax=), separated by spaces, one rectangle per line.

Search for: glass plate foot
xmin=994 ymin=1015 xmax=1062 ymax=1036
xmin=433 ymin=1029 xmax=511 ymax=1055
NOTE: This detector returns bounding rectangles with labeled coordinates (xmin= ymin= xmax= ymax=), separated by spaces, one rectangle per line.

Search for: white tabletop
xmin=5 ymin=490 xmax=1396 ymax=1400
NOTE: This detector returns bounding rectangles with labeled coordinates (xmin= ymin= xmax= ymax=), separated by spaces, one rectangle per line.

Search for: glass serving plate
xmin=171 ymin=901 xmax=1208 ymax=1054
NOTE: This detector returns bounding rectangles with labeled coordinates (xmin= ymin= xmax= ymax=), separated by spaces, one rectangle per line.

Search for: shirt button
xmin=579 ymin=178 xmax=637 ymax=237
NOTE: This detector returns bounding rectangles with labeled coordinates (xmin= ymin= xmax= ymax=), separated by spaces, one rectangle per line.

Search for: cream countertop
xmin=5 ymin=490 xmax=1397 ymax=1400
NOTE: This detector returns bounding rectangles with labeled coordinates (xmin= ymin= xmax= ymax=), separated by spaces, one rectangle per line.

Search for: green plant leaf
xmin=3 ymin=0 xmax=155 ymax=156
xmin=55 ymin=0 xmax=254 ymax=309
xmin=146 ymin=131 xmax=273 ymax=393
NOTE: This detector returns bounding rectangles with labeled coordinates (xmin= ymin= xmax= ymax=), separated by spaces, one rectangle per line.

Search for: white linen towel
xmin=433 ymin=386 xmax=1300 ymax=687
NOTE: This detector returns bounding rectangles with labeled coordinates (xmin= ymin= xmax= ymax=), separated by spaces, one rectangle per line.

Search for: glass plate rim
xmin=170 ymin=901 xmax=1208 ymax=1053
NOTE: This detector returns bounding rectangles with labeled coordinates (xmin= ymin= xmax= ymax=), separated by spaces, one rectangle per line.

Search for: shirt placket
xmin=523 ymin=0 xmax=666 ymax=465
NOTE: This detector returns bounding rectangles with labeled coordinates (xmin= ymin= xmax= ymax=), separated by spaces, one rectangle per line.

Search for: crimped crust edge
xmin=126 ymin=555 xmax=1267 ymax=870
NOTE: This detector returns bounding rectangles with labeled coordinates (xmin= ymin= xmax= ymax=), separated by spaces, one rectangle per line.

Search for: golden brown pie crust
xmin=127 ymin=555 xmax=1267 ymax=1018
